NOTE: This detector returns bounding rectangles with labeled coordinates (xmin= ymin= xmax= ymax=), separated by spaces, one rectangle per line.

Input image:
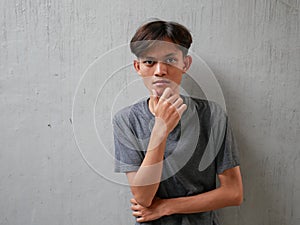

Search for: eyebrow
xmin=164 ymin=53 xmax=177 ymax=57
xmin=141 ymin=53 xmax=178 ymax=60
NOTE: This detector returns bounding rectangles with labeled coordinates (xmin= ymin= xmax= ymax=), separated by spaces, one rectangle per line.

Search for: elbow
xmin=130 ymin=185 xmax=156 ymax=207
xmin=224 ymin=185 xmax=243 ymax=206
xmin=232 ymin=189 xmax=243 ymax=206
xmin=139 ymin=200 xmax=152 ymax=208
xmin=134 ymin=195 xmax=153 ymax=207
xmin=131 ymin=190 xmax=153 ymax=207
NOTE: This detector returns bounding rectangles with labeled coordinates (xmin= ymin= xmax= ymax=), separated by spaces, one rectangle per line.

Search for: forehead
xmin=141 ymin=40 xmax=183 ymax=58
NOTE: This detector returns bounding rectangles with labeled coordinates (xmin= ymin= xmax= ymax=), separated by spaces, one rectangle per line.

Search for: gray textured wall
xmin=1 ymin=0 xmax=299 ymax=224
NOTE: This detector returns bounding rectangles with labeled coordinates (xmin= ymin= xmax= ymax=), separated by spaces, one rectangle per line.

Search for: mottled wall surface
xmin=0 ymin=0 xmax=299 ymax=225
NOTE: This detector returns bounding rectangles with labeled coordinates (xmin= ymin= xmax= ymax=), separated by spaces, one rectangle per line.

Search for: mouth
xmin=153 ymin=80 xmax=170 ymax=85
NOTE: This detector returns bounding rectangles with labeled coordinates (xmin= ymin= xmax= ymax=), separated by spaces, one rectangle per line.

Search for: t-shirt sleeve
xmin=215 ymin=116 xmax=240 ymax=174
xmin=112 ymin=111 xmax=143 ymax=173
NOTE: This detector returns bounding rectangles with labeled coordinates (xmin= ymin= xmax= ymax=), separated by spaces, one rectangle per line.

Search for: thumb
xmin=151 ymin=89 xmax=159 ymax=104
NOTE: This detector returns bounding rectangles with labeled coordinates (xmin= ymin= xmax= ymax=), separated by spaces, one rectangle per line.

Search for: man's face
xmin=133 ymin=40 xmax=191 ymax=97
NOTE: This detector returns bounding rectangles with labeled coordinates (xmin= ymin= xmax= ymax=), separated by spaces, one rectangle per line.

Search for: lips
xmin=153 ymin=80 xmax=170 ymax=85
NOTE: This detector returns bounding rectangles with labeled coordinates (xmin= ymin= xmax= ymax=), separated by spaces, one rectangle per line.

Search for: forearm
xmin=129 ymin=89 xmax=187 ymax=207
xmin=130 ymin=184 xmax=243 ymax=223
xmin=129 ymin=123 xmax=167 ymax=207
xmin=164 ymin=185 xmax=242 ymax=216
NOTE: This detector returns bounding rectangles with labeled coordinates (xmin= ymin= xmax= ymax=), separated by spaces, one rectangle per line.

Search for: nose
xmin=154 ymin=61 xmax=167 ymax=77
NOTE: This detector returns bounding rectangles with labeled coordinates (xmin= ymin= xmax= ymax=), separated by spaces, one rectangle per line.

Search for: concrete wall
xmin=1 ymin=0 xmax=299 ymax=224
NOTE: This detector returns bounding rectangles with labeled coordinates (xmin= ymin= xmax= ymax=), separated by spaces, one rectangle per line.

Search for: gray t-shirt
xmin=113 ymin=96 xmax=240 ymax=225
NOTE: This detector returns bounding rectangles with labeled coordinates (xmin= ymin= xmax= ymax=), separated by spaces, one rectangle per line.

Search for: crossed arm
xmin=127 ymin=166 xmax=243 ymax=223
xmin=126 ymin=89 xmax=243 ymax=222
xmin=126 ymin=88 xmax=187 ymax=207
xmin=126 ymin=125 xmax=243 ymax=223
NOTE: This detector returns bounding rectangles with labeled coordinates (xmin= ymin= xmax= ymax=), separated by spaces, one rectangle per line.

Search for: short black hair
xmin=130 ymin=20 xmax=193 ymax=57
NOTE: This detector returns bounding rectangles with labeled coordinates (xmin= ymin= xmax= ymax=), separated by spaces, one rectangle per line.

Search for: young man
xmin=113 ymin=20 xmax=243 ymax=225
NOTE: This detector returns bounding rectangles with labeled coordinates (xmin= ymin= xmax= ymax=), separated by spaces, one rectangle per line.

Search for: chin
xmin=154 ymin=87 xmax=166 ymax=97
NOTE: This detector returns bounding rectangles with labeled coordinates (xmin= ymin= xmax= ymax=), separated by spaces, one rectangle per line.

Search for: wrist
xmin=153 ymin=118 xmax=168 ymax=138
xmin=147 ymin=122 xmax=167 ymax=151
xmin=162 ymin=198 xmax=175 ymax=216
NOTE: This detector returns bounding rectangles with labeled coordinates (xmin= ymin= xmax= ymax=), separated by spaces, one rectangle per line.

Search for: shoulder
xmin=185 ymin=96 xmax=227 ymax=119
xmin=183 ymin=96 xmax=228 ymax=132
xmin=112 ymin=98 xmax=148 ymax=126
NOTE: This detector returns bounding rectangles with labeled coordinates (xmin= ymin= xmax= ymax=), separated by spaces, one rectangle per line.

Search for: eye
xmin=142 ymin=60 xmax=156 ymax=66
xmin=165 ymin=57 xmax=177 ymax=64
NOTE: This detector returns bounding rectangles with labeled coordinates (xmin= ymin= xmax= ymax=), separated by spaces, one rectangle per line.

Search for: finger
xmin=150 ymin=89 xmax=159 ymax=104
xmin=131 ymin=204 xmax=139 ymax=211
xmin=150 ymin=90 xmax=159 ymax=114
xmin=152 ymin=89 xmax=158 ymax=98
xmin=176 ymin=104 xmax=187 ymax=116
xmin=130 ymin=198 xmax=137 ymax=205
xmin=159 ymin=87 xmax=173 ymax=102
xmin=132 ymin=211 xmax=142 ymax=217
xmin=172 ymin=97 xmax=183 ymax=108
xmin=136 ymin=217 xmax=145 ymax=223
xmin=167 ymin=94 xmax=180 ymax=105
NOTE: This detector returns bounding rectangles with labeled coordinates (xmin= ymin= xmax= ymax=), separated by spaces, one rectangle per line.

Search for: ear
xmin=133 ymin=59 xmax=142 ymax=76
xmin=182 ymin=55 xmax=192 ymax=73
